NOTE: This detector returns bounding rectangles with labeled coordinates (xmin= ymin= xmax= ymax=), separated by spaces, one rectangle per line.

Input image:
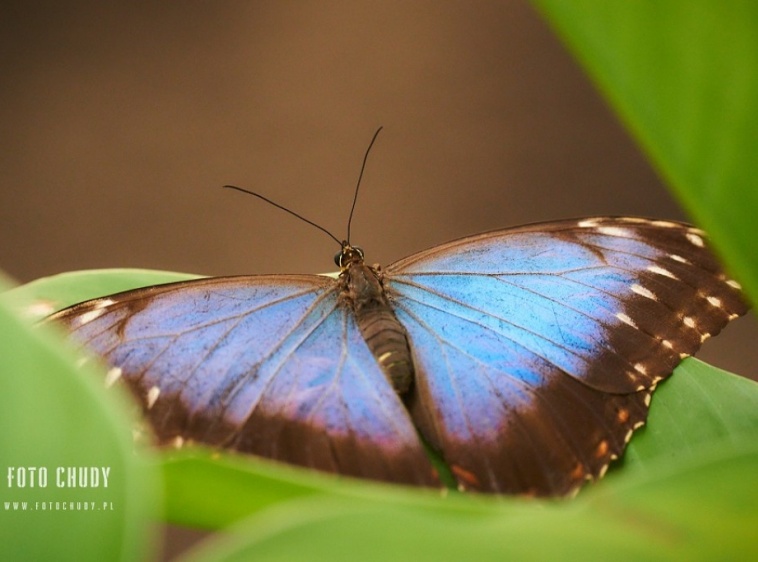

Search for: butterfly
xmin=47 ymin=215 xmax=747 ymax=496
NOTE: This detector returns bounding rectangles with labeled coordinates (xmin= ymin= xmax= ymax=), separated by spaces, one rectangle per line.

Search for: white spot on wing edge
xmin=597 ymin=226 xmax=631 ymax=237
xmin=634 ymin=363 xmax=647 ymax=375
xmin=578 ymin=219 xmax=601 ymax=228
xmin=146 ymin=386 xmax=161 ymax=409
xmin=615 ymin=312 xmax=637 ymax=328
xmin=621 ymin=217 xmax=649 ymax=224
xmin=669 ymin=254 xmax=689 ymax=264
xmin=104 ymin=367 xmax=122 ymax=388
xmin=650 ymin=220 xmax=680 ymax=228
xmin=71 ymin=298 xmax=117 ymax=326
xmin=706 ymin=296 xmax=722 ymax=308
xmin=631 ymin=284 xmax=657 ymax=301
xmin=686 ymin=232 xmax=705 ymax=247
xmin=727 ymin=279 xmax=742 ymax=290
xmin=648 ymin=265 xmax=678 ymax=279
xmin=76 ymin=308 xmax=107 ymax=325
xmin=683 ymin=316 xmax=696 ymax=329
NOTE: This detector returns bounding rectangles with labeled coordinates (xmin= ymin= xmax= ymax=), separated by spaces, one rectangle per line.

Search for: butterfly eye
xmin=335 ymin=246 xmax=365 ymax=268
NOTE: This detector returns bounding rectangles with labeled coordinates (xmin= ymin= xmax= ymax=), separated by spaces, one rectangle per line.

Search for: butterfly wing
xmin=49 ymin=275 xmax=437 ymax=487
xmin=385 ymin=217 xmax=747 ymax=495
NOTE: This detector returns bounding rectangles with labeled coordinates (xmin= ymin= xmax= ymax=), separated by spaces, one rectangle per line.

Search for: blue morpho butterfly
xmin=47 ymin=132 xmax=748 ymax=496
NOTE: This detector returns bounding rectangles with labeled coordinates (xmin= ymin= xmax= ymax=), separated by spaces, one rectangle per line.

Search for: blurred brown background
xmin=2 ymin=2 xmax=755 ymax=557
xmin=2 ymin=1 xmax=689 ymax=280
xmin=2 ymin=1 xmax=754 ymax=379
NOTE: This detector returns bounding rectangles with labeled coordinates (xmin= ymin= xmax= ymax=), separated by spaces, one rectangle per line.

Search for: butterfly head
xmin=335 ymin=242 xmax=365 ymax=270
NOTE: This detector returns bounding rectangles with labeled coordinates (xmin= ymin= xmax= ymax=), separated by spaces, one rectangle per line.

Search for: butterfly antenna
xmin=223 ymin=185 xmax=342 ymax=247
xmin=346 ymin=126 xmax=383 ymax=244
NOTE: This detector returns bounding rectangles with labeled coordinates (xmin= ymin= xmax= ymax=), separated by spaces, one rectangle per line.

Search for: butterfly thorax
xmin=340 ymin=255 xmax=415 ymax=396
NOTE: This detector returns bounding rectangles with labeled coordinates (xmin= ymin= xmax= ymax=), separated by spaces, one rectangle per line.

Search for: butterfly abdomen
xmin=343 ymin=263 xmax=414 ymax=395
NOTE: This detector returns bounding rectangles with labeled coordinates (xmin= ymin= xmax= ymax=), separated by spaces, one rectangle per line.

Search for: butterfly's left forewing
xmin=49 ymin=275 xmax=437 ymax=487
xmin=385 ymin=217 xmax=747 ymax=495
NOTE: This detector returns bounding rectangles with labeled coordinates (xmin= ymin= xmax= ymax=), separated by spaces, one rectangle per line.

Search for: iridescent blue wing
xmin=49 ymin=275 xmax=437 ymax=487
xmin=385 ymin=217 xmax=747 ymax=495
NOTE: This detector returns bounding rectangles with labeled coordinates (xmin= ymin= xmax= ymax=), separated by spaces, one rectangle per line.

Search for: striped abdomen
xmin=343 ymin=263 xmax=414 ymax=395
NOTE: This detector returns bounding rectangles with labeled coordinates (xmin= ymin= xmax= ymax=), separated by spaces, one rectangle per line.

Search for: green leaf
xmin=530 ymin=1 xmax=758 ymax=302
xmin=11 ymin=268 xmax=757 ymax=561
xmin=160 ymin=450 xmax=334 ymax=529
xmin=0 ymin=273 xmax=160 ymax=561
xmin=0 ymin=269 xmax=202 ymax=322
xmin=621 ymin=358 xmax=758 ymax=471
xmin=178 ymin=442 xmax=758 ymax=562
